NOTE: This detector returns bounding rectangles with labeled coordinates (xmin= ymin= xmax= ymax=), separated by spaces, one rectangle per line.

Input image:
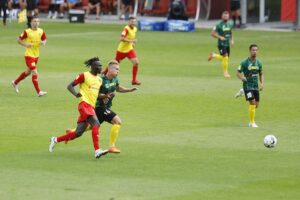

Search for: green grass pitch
xmin=0 ymin=21 xmax=299 ymax=200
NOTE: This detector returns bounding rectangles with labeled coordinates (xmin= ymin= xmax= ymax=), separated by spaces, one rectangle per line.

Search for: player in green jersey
xmin=236 ymin=44 xmax=264 ymax=127
xmin=208 ymin=11 xmax=234 ymax=78
xmin=97 ymin=60 xmax=137 ymax=153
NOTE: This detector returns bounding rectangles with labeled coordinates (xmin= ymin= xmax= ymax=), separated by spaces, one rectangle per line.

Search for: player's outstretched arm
xmin=116 ymin=85 xmax=138 ymax=93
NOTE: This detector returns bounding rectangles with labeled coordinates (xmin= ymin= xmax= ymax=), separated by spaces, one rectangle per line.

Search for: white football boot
xmin=248 ymin=122 xmax=258 ymax=128
xmin=95 ymin=149 xmax=109 ymax=159
xmin=235 ymin=88 xmax=244 ymax=98
xmin=11 ymin=81 xmax=19 ymax=93
xmin=49 ymin=137 xmax=57 ymax=152
xmin=38 ymin=91 xmax=47 ymax=97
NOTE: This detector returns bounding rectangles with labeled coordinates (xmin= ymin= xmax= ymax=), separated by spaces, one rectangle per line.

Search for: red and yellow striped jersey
xmin=19 ymin=28 xmax=46 ymax=58
xmin=117 ymin=25 xmax=137 ymax=53
xmin=74 ymin=72 xmax=102 ymax=108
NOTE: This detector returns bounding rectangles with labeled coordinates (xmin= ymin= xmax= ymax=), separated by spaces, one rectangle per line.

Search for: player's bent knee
xmin=112 ymin=116 xmax=121 ymax=125
xmin=75 ymin=131 xmax=84 ymax=138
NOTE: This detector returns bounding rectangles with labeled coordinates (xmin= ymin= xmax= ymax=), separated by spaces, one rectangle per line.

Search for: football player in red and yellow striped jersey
xmin=49 ymin=57 xmax=109 ymax=159
xmin=12 ymin=16 xmax=47 ymax=97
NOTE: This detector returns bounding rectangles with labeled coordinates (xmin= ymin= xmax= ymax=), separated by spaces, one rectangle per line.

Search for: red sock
xmin=32 ymin=74 xmax=40 ymax=93
xmin=91 ymin=126 xmax=100 ymax=150
xmin=57 ymin=131 xmax=77 ymax=143
xmin=14 ymin=71 xmax=28 ymax=84
xmin=132 ymin=65 xmax=138 ymax=81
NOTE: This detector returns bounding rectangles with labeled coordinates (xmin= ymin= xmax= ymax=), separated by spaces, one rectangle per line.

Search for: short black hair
xmin=129 ymin=16 xmax=136 ymax=20
xmin=84 ymin=57 xmax=101 ymax=67
xmin=249 ymin=44 xmax=258 ymax=50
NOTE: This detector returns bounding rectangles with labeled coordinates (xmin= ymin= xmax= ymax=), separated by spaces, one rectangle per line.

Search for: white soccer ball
xmin=264 ymin=135 xmax=277 ymax=148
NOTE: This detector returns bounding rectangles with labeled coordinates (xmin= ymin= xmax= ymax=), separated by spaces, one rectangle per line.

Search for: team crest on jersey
xmin=105 ymin=83 xmax=116 ymax=88
xmin=248 ymin=64 xmax=258 ymax=70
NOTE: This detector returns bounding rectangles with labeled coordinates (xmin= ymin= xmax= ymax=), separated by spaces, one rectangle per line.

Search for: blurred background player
xmin=102 ymin=16 xmax=140 ymax=85
xmin=0 ymin=0 xmax=8 ymax=26
xmin=12 ymin=16 xmax=47 ymax=97
xmin=49 ymin=57 xmax=108 ymax=159
xmin=26 ymin=0 xmax=39 ymax=28
xmin=116 ymin=16 xmax=141 ymax=85
xmin=231 ymin=0 xmax=242 ymax=28
xmin=208 ymin=11 xmax=234 ymax=78
xmin=8 ymin=0 xmax=26 ymax=22
xmin=236 ymin=44 xmax=264 ymax=128
xmin=66 ymin=60 xmax=137 ymax=154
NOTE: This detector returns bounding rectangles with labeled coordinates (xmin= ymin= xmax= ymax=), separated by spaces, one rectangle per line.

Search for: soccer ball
xmin=264 ymin=135 xmax=277 ymax=148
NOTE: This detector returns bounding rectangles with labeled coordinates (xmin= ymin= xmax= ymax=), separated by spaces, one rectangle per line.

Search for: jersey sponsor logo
xmin=89 ymin=85 xmax=100 ymax=91
xmin=222 ymin=25 xmax=231 ymax=31
xmin=105 ymin=83 xmax=116 ymax=88
xmin=250 ymin=66 xmax=258 ymax=70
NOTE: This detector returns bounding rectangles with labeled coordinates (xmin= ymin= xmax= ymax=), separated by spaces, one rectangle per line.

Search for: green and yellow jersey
xmin=213 ymin=21 xmax=233 ymax=47
xmin=96 ymin=75 xmax=119 ymax=109
xmin=237 ymin=58 xmax=263 ymax=91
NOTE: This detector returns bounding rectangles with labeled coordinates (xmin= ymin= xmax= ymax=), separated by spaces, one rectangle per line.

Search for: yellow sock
xmin=249 ymin=105 xmax=256 ymax=123
xmin=215 ymin=54 xmax=223 ymax=61
xmin=109 ymin=124 xmax=121 ymax=147
xmin=222 ymin=56 xmax=229 ymax=72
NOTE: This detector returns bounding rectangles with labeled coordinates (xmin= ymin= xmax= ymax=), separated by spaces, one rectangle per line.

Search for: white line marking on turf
xmin=47 ymin=31 xmax=114 ymax=38
xmin=0 ymin=32 xmax=114 ymax=40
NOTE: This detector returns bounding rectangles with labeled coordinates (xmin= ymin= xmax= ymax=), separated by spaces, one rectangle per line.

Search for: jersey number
xmin=247 ymin=92 xmax=253 ymax=99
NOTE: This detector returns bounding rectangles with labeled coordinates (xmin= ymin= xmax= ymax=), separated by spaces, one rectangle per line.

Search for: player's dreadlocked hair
xmin=84 ymin=57 xmax=100 ymax=67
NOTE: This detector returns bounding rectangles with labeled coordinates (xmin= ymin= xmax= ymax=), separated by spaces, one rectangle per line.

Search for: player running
xmin=208 ymin=11 xmax=234 ymax=78
xmin=49 ymin=57 xmax=108 ymax=159
xmin=236 ymin=44 xmax=264 ymax=128
xmin=97 ymin=60 xmax=137 ymax=153
xmin=12 ymin=16 xmax=47 ymax=97
xmin=66 ymin=60 xmax=137 ymax=153
xmin=103 ymin=16 xmax=141 ymax=85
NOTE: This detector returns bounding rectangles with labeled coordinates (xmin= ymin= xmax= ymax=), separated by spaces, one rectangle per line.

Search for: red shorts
xmin=25 ymin=56 xmax=39 ymax=70
xmin=115 ymin=49 xmax=137 ymax=62
xmin=77 ymin=101 xmax=96 ymax=123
